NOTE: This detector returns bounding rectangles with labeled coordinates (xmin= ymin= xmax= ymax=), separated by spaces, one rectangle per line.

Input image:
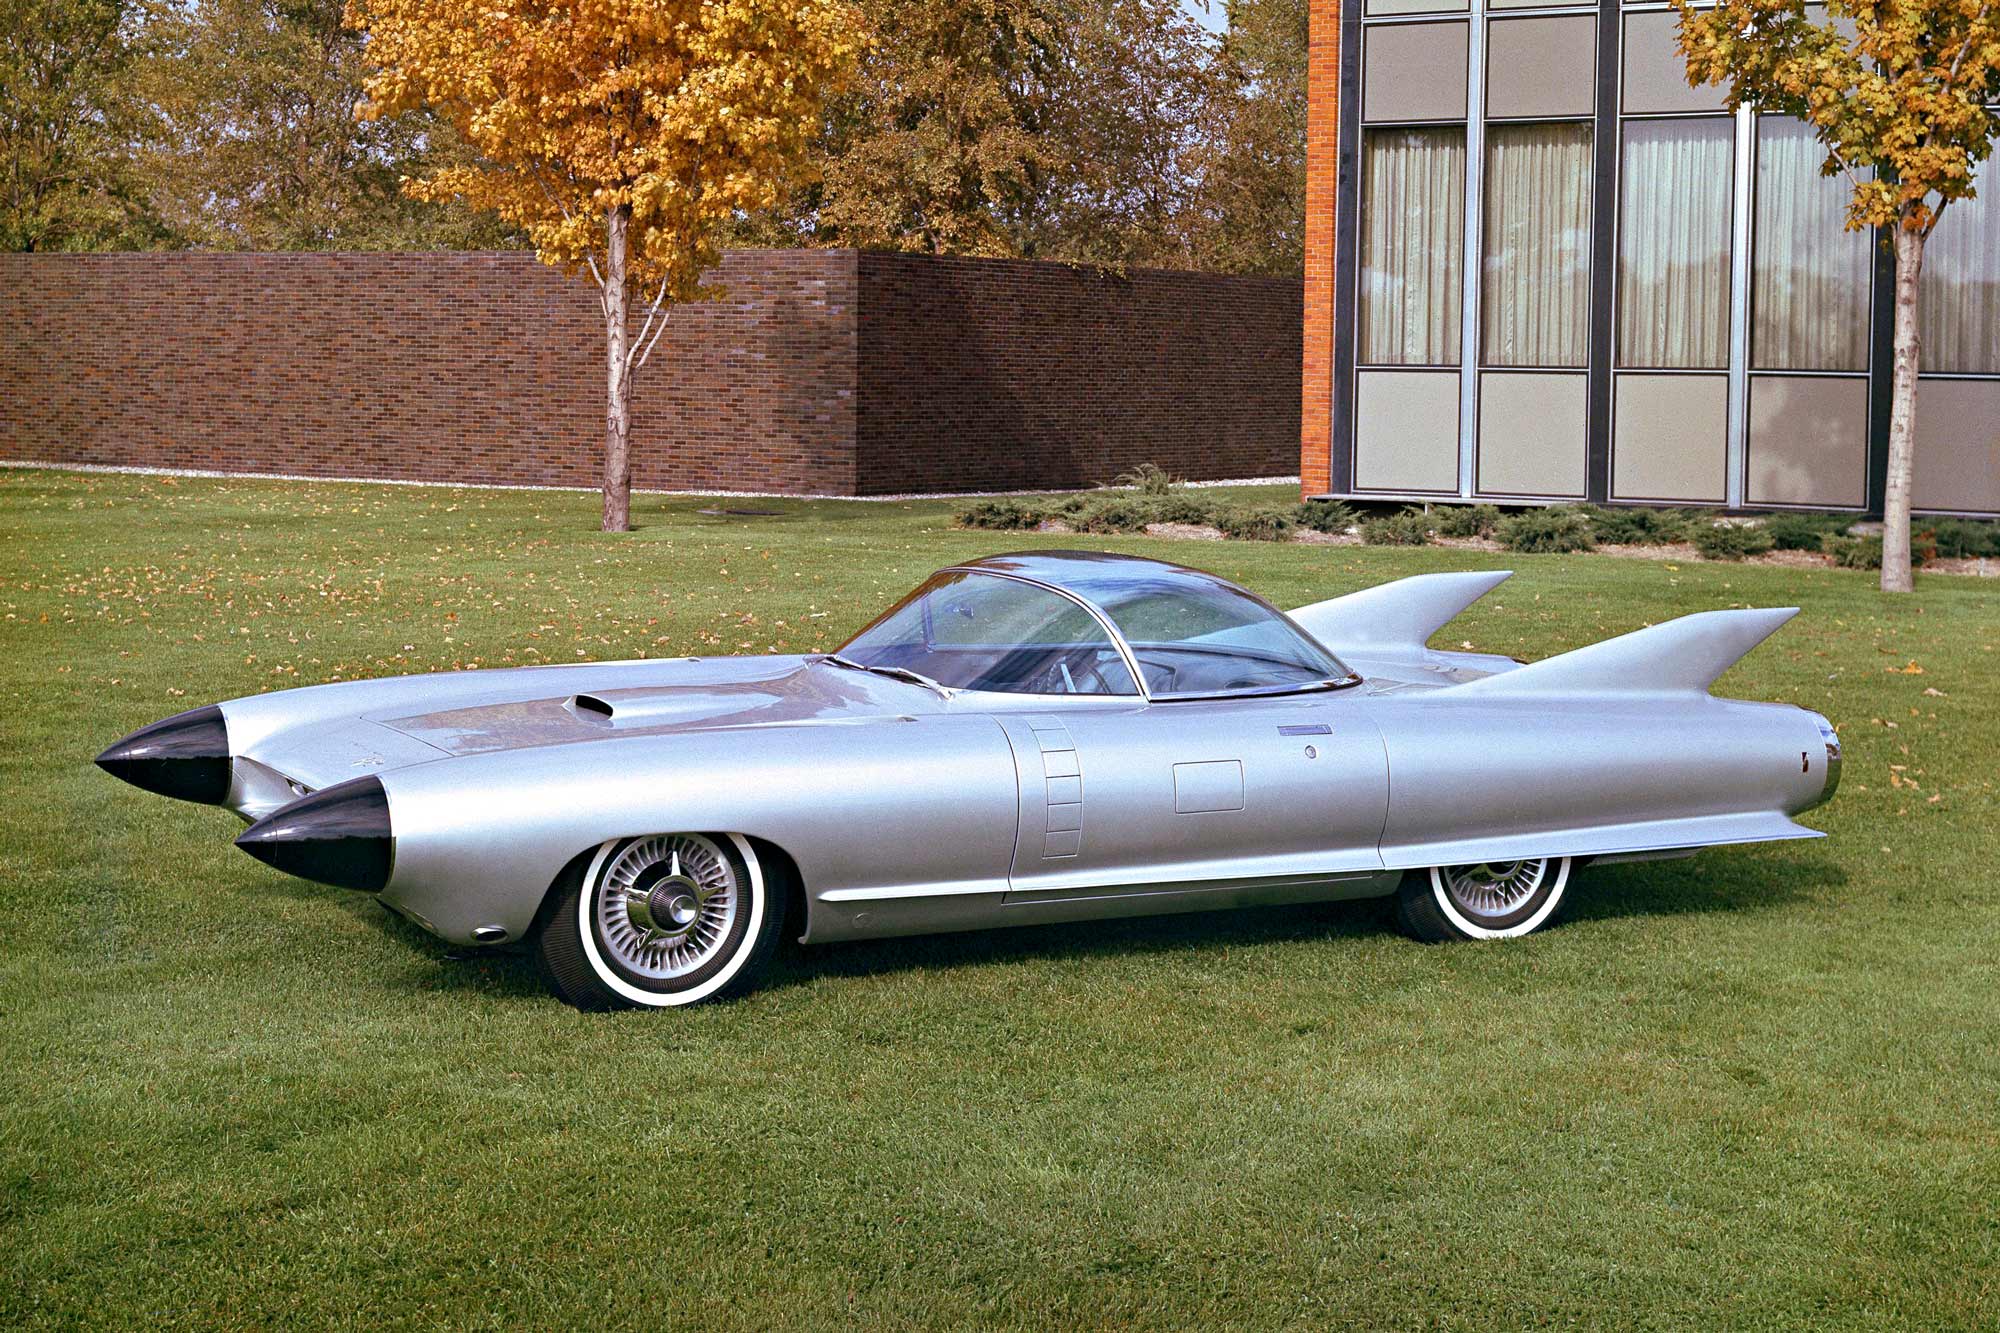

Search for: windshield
xmin=1063 ymin=568 xmax=1354 ymax=697
xmin=839 ymin=572 xmax=1140 ymax=696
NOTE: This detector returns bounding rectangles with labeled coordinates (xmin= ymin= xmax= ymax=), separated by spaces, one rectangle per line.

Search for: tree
xmin=1 ymin=0 xmax=164 ymax=250
xmin=349 ymin=0 xmax=865 ymax=530
xmin=140 ymin=0 xmax=515 ymax=250
xmin=1021 ymin=0 xmax=1217 ymax=267
xmin=737 ymin=0 xmax=1221 ymax=269
xmin=736 ymin=0 xmax=1066 ymax=259
xmin=1676 ymin=0 xmax=2000 ymax=593
xmin=1178 ymin=0 xmax=1309 ymax=276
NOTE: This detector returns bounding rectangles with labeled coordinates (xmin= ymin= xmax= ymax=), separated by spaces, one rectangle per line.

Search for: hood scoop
xmin=564 ymin=687 xmax=780 ymax=727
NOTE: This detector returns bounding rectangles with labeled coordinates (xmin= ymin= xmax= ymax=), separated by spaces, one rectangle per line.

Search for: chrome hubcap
xmin=1437 ymin=859 xmax=1548 ymax=920
xmin=596 ymin=835 xmax=738 ymax=979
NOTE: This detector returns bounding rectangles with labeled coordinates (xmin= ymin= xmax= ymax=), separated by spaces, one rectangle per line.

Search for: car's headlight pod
xmin=234 ymin=776 xmax=394 ymax=892
xmin=95 ymin=705 xmax=233 ymax=804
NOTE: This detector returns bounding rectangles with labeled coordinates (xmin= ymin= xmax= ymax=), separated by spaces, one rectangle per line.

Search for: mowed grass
xmin=1 ymin=468 xmax=1996 ymax=1330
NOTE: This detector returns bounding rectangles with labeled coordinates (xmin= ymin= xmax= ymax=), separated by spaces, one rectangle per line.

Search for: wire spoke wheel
xmin=1436 ymin=860 xmax=1546 ymax=923
xmin=536 ymin=831 xmax=786 ymax=1011
xmin=595 ymin=834 xmax=739 ymax=980
xmin=1397 ymin=855 xmax=1573 ymax=942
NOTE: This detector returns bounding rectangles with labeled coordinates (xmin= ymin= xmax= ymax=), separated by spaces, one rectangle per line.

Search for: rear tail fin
xmin=1440 ymin=607 xmax=1798 ymax=699
xmin=1288 ymin=570 xmax=1512 ymax=656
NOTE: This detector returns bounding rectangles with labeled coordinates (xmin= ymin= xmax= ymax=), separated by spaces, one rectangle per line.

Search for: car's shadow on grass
xmin=355 ymin=850 xmax=1847 ymax=1003
xmin=1560 ymin=852 xmax=1845 ymax=926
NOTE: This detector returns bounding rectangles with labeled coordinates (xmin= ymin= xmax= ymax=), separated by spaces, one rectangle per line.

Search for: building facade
xmin=1301 ymin=0 xmax=2000 ymax=515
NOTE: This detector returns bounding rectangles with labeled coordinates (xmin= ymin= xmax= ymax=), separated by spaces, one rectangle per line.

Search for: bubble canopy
xmin=837 ymin=551 xmax=1360 ymax=699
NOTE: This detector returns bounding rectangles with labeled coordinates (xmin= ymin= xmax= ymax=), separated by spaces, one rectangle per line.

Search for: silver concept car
xmin=98 ymin=552 xmax=1840 ymax=1010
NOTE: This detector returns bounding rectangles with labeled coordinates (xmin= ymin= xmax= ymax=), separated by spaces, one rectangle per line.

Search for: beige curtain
xmin=1482 ymin=122 xmax=1593 ymax=368
xmin=1360 ymin=127 xmax=1466 ymax=366
xmin=1752 ymin=116 xmax=1871 ymax=371
xmin=1618 ymin=118 xmax=1733 ymax=368
xmin=1922 ymin=156 xmax=2000 ymax=375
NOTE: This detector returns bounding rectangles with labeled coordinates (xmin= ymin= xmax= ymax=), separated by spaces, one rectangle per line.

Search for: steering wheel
xmin=1036 ymin=648 xmax=1116 ymax=695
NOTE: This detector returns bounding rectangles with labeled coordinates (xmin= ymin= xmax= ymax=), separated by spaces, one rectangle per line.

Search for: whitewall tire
xmin=1395 ymin=857 xmax=1573 ymax=943
xmin=535 ymin=833 xmax=786 ymax=1010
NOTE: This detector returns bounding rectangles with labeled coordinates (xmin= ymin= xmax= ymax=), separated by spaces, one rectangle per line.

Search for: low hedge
xmin=1496 ymin=506 xmax=1596 ymax=553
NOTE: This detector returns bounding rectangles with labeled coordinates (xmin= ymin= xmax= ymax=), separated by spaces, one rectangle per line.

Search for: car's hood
xmin=367 ymin=657 xmax=934 ymax=756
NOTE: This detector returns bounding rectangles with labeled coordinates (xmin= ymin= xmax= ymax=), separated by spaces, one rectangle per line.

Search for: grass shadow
xmin=1559 ymin=850 xmax=1845 ymax=925
xmin=355 ymin=852 xmax=1846 ymax=1002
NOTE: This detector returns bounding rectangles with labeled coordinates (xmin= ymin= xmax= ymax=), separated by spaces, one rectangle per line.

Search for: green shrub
xmin=1151 ymin=492 xmax=1222 ymax=526
xmin=1432 ymin=503 xmax=1502 ymax=538
xmin=1048 ymin=492 xmax=1097 ymax=518
xmin=1215 ymin=507 xmax=1298 ymax=541
xmin=1584 ymin=505 xmax=1696 ymax=546
xmin=1824 ymin=533 xmax=1931 ymax=570
xmin=1068 ymin=497 xmax=1157 ymax=533
xmin=1360 ymin=508 xmax=1434 ymax=546
xmin=1923 ymin=518 xmax=2000 ymax=559
xmin=1496 ymin=506 xmax=1595 ymax=554
xmin=1113 ymin=462 xmax=1180 ymax=496
xmin=1824 ymin=534 xmax=1880 ymax=569
xmin=1692 ymin=522 xmax=1775 ymax=561
xmin=1293 ymin=498 xmax=1358 ymax=534
xmin=1764 ymin=511 xmax=1852 ymax=551
xmin=958 ymin=498 xmax=1045 ymax=530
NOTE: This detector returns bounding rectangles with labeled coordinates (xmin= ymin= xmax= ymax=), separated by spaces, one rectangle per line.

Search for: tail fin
xmin=1288 ymin=570 xmax=1512 ymax=656
xmin=1440 ymin=607 xmax=1798 ymax=698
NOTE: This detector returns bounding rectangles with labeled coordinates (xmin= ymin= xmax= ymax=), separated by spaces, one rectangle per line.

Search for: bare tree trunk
xmin=601 ymin=204 xmax=633 ymax=534
xmin=1880 ymin=225 xmax=1924 ymax=594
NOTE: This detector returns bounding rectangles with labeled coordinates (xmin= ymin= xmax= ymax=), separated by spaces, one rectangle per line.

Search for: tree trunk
xmin=1880 ymin=225 xmax=1924 ymax=594
xmin=601 ymin=204 xmax=633 ymax=534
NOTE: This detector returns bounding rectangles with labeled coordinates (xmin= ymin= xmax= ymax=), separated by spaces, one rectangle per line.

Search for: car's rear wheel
xmin=1395 ymin=856 xmax=1573 ymax=942
xmin=535 ymin=833 xmax=785 ymax=1010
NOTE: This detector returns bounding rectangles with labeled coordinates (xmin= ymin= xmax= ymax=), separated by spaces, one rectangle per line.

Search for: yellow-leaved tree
xmin=349 ymin=0 xmax=866 ymax=530
xmin=1675 ymin=0 xmax=1999 ymax=592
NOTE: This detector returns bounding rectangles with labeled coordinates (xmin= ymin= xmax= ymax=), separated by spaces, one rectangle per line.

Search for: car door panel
xmin=997 ymin=698 xmax=1389 ymax=900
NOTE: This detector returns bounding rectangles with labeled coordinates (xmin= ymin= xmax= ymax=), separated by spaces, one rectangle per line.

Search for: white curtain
xmin=1482 ymin=122 xmax=1594 ymax=368
xmin=1360 ymin=127 xmax=1466 ymax=366
xmin=1619 ymin=118 xmax=1733 ymax=368
xmin=1922 ymin=155 xmax=2000 ymax=375
xmin=1753 ymin=116 xmax=1872 ymax=371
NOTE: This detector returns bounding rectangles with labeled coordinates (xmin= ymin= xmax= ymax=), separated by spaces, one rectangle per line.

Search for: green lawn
xmin=2 ymin=468 xmax=1995 ymax=1330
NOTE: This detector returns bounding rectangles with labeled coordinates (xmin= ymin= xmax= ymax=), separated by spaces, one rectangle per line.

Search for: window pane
xmin=1752 ymin=116 xmax=1871 ymax=370
xmin=1921 ymin=155 xmax=2000 ymax=374
xmin=1360 ymin=126 xmax=1466 ymax=365
xmin=1482 ymin=122 xmax=1593 ymax=367
xmin=1067 ymin=570 xmax=1354 ymax=696
xmin=1618 ymin=118 xmax=1733 ymax=368
xmin=840 ymin=572 xmax=1138 ymax=696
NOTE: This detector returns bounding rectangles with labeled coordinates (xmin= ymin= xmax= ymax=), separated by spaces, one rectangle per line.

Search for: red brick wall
xmin=855 ymin=253 xmax=1302 ymax=493
xmin=3 ymin=249 xmax=1302 ymax=495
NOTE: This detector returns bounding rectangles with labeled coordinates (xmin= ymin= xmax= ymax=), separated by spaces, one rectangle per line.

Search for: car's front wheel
xmin=535 ymin=833 xmax=785 ymax=1010
xmin=1395 ymin=856 xmax=1573 ymax=942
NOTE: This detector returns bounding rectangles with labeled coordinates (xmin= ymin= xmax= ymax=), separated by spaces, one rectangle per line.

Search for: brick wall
xmin=855 ymin=252 xmax=1302 ymax=492
xmin=2 ymin=249 xmax=1301 ymax=496
xmin=1299 ymin=0 xmax=1342 ymax=497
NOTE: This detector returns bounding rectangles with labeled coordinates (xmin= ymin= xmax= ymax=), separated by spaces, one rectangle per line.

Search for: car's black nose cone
xmin=235 ymin=776 xmax=394 ymax=892
xmin=95 ymin=705 xmax=233 ymax=804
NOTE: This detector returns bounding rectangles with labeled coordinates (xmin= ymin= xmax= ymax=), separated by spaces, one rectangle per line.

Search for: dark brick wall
xmin=2 ymin=249 xmax=1301 ymax=495
xmin=0 ymin=249 xmax=859 ymax=494
xmin=856 ymin=253 xmax=1302 ymax=493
